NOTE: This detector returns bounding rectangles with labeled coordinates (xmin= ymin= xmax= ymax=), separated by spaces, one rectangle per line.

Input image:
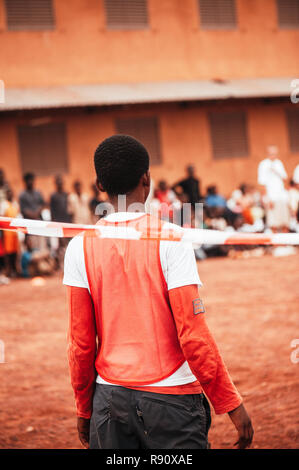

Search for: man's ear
xmin=96 ymin=178 xmax=105 ymax=193
xmin=142 ymin=170 xmax=151 ymax=188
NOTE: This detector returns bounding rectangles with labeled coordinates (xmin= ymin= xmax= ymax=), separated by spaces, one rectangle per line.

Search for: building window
xmin=104 ymin=0 xmax=148 ymax=29
xmin=208 ymin=111 xmax=249 ymax=159
xmin=286 ymin=108 xmax=299 ymax=152
xmin=115 ymin=116 xmax=161 ymax=165
xmin=17 ymin=122 xmax=68 ymax=176
xmin=198 ymin=0 xmax=237 ymax=29
xmin=277 ymin=0 xmax=299 ymax=29
xmin=4 ymin=0 xmax=55 ymax=31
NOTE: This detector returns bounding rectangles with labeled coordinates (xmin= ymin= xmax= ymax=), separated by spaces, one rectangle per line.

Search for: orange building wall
xmin=1 ymin=101 xmax=298 ymax=200
xmin=0 ymin=0 xmax=298 ymax=88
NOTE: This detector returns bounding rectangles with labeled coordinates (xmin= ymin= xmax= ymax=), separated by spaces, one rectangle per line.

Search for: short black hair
xmin=94 ymin=135 xmax=149 ymax=195
xmin=23 ymin=172 xmax=35 ymax=182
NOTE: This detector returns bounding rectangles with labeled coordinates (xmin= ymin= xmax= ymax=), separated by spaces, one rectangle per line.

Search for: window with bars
xmin=104 ymin=0 xmax=148 ymax=29
xmin=198 ymin=0 xmax=237 ymax=29
xmin=286 ymin=108 xmax=299 ymax=153
xmin=115 ymin=116 xmax=161 ymax=165
xmin=17 ymin=122 xmax=68 ymax=176
xmin=4 ymin=0 xmax=55 ymax=30
xmin=276 ymin=0 xmax=299 ymax=28
xmin=208 ymin=111 xmax=249 ymax=159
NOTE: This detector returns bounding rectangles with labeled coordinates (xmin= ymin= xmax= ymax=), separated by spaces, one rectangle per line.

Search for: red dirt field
xmin=0 ymin=254 xmax=298 ymax=449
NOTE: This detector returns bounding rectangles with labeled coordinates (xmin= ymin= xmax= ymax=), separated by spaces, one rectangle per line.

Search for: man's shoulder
xmin=160 ymin=220 xmax=184 ymax=233
xmin=274 ymin=158 xmax=284 ymax=167
xmin=66 ymin=234 xmax=84 ymax=253
xmin=35 ymin=189 xmax=44 ymax=198
xmin=64 ymin=235 xmax=84 ymax=269
xmin=19 ymin=190 xmax=27 ymax=199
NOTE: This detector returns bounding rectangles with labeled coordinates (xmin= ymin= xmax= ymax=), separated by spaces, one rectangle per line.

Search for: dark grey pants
xmin=89 ymin=383 xmax=211 ymax=449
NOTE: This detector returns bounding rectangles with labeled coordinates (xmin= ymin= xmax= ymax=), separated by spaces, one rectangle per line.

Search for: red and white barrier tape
xmin=0 ymin=216 xmax=299 ymax=245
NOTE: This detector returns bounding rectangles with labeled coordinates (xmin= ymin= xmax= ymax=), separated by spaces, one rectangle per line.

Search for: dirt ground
xmin=0 ymin=253 xmax=298 ymax=449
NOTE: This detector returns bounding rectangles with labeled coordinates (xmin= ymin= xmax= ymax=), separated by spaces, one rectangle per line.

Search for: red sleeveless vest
xmin=83 ymin=213 xmax=185 ymax=386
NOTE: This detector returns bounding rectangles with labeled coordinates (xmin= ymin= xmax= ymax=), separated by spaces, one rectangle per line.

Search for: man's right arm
xmin=169 ymin=284 xmax=253 ymax=449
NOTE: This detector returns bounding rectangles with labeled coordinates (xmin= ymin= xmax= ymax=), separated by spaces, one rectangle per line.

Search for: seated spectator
xmin=205 ymin=185 xmax=227 ymax=209
xmin=155 ymin=180 xmax=181 ymax=222
xmin=227 ymin=183 xmax=255 ymax=224
xmin=21 ymin=235 xmax=55 ymax=278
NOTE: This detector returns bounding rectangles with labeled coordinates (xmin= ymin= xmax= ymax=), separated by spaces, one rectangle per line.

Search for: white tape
xmin=1 ymin=216 xmax=299 ymax=245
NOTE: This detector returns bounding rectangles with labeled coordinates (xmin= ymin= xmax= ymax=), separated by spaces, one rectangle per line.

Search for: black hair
xmin=23 ymin=172 xmax=35 ymax=182
xmin=207 ymin=185 xmax=217 ymax=195
xmin=239 ymin=183 xmax=248 ymax=194
xmin=94 ymin=135 xmax=149 ymax=196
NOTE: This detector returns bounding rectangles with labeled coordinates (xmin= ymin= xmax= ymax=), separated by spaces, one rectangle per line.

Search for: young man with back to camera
xmin=63 ymin=135 xmax=253 ymax=449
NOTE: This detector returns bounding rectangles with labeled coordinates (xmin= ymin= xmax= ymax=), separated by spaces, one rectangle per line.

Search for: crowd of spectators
xmin=0 ymin=145 xmax=298 ymax=284
xmin=0 ymin=170 xmax=102 ymax=285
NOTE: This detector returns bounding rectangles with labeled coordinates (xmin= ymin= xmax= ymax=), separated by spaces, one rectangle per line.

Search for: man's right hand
xmin=77 ymin=417 xmax=90 ymax=449
xmin=228 ymin=403 xmax=254 ymax=449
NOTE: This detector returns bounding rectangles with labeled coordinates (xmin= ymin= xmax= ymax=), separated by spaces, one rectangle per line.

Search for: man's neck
xmin=108 ymin=193 xmax=146 ymax=213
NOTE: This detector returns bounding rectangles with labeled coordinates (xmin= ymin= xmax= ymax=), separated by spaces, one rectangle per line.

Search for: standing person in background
xmin=293 ymin=163 xmax=299 ymax=187
xmin=50 ymin=175 xmax=70 ymax=223
xmin=291 ymin=163 xmax=299 ymax=223
xmin=258 ymin=145 xmax=289 ymax=232
xmin=0 ymin=235 xmax=8 ymax=285
xmin=89 ymin=183 xmax=102 ymax=224
xmin=0 ymin=169 xmax=9 ymax=216
xmin=19 ymin=172 xmax=46 ymax=250
xmin=3 ymin=188 xmax=20 ymax=278
xmin=19 ymin=172 xmax=45 ymax=220
xmin=172 ymin=165 xmax=202 ymax=206
xmin=288 ymin=180 xmax=299 ymax=226
xmin=68 ymin=180 xmax=92 ymax=225
xmin=50 ymin=175 xmax=71 ymax=268
xmin=0 ymin=169 xmax=9 ymax=284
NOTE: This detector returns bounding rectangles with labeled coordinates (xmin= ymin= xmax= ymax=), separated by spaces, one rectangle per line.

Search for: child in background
xmin=0 ymin=234 xmax=9 ymax=285
xmin=3 ymin=188 xmax=20 ymax=277
xmin=21 ymin=235 xmax=55 ymax=278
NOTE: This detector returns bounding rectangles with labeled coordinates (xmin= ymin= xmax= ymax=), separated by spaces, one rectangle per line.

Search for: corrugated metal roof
xmin=0 ymin=77 xmax=294 ymax=111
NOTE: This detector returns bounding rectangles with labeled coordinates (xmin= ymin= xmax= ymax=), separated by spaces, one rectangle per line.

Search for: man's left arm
xmin=67 ymin=285 xmax=97 ymax=447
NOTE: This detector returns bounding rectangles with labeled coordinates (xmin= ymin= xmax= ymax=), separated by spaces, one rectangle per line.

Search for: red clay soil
xmin=0 ymin=254 xmax=298 ymax=449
